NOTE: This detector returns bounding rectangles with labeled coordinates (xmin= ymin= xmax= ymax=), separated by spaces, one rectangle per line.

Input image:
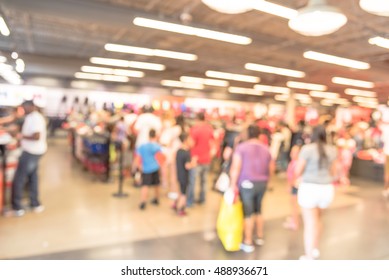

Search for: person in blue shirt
xmin=136 ymin=129 xmax=164 ymax=210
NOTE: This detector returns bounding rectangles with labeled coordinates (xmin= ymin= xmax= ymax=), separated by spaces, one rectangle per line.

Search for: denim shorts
xmin=239 ymin=180 xmax=267 ymax=218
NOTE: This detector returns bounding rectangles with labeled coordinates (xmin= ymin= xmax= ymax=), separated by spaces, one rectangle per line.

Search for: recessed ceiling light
xmin=303 ymin=51 xmax=370 ymax=69
xmin=11 ymin=52 xmax=18 ymax=59
xmin=345 ymin=88 xmax=376 ymax=98
xmin=228 ymin=86 xmax=263 ymax=95
xmin=133 ymin=17 xmax=252 ymax=45
xmin=287 ymin=81 xmax=327 ymax=91
xmin=309 ymin=91 xmax=339 ymax=99
xmin=180 ymin=76 xmax=229 ymax=87
xmin=206 ymin=70 xmax=259 ymax=83
xmin=90 ymin=57 xmax=165 ymax=71
xmin=75 ymin=72 xmax=129 ymax=83
xmin=161 ymin=80 xmax=204 ymax=90
xmin=332 ymin=77 xmax=374 ymax=88
xmin=254 ymin=84 xmax=291 ymax=94
xmin=81 ymin=66 xmax=144 ymax=78
xmin=245 ymin=63 xmax=305 ymax=78
xmin=252 ymin=0 xmax=298 ymax=19
xmin=105 ymin=43 xmax=197 ymax=61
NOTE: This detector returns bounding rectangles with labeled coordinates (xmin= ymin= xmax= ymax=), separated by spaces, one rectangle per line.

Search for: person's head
xmin=290 ymin=145 xmax=301 ymax=161
xmin=142 ymin=105 xmax=153 ymax=114
xmin=175 ymin=114 xmax=185 ymax=127
xmin=196 ymin=112 xmax=205 ymax=122
xmin=179 ymin=132 xmax=192 ymax=148
xmin=22 ymin=100 xmax=36 ymax=115
xmin=311 ymin=125 xmax=327 ymax=144
xmin=247 ymin=124 xmax=260 ymax=140
xmin=149 ymin=129 xmax=157 ymax=140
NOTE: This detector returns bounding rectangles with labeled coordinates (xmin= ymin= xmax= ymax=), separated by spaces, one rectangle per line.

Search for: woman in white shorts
xmin=295 ymin=125 xmax=339 ymax=260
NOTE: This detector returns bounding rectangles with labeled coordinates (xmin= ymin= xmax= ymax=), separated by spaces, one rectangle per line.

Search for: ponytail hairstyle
xmin=311 ymin=125 xmax=328 ymax=168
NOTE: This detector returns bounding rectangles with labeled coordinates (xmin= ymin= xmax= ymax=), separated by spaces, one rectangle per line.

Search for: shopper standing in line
xmin=134 ymin=106 xmax=162 ymax=149
xmin=10 ymin=100 xmax=47 ymax=217
xmin=136 ymin=129 xmax=164 ymax=210
xmin=380 ymin=121 xmax=389 ymax=198
xmin=174 ymin=133 xmax=197 ymax=216
xmin=229 ymin=125 xmax=274 ymax=253
xmin=295 ymin=125 xmax=339 ymax=260
xmin=187 ymin=112 xmax=215 ymax=207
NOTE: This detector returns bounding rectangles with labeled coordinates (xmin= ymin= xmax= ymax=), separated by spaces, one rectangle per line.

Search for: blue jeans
xmin=187 ymin=164 xmax=210 ymax=206
xmin=12 ymin=151 xmax=42 ymax=210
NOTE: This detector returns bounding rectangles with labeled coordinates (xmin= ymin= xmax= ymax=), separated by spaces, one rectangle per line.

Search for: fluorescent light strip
xmin=358 ymin=103 xmax=378 ymax=109
xmin=352 ymin=96 xmax=377 ymax=104
xmin=303 ymin=51 xmax=370 ymax=70
xmin=75 ymin=72 xmax=129 ymax=82
xmin=245 ymin=63 xmax=305 ymax=78
xmin=287 ymin=81 xmax=327 ymax=91
xmin=252 ymin=0 xmax=298 ymax=19
xmin=254 ymin=84 xmax=291 ymax=94
xmin=0 ymin=16 xmax=10 ymax=36
xmin=105 ymin=43 xmax=197 ymax=61
xmin=81 ymin=66 xmax=144 ymax=78
xmin=161 ymin=80 xmax=204 ymax=90
xmin=345 ymin=88 xmax=376 ymax=98
xmin=275 ymin=95 xmax=289 ymax=102
xmin=0 ymin=56 xmax=6 ymax=63
xmin=228 ymin=87 xmax=263 ymax=95
xmin=180 ymin=76 xmax=229 ymax=87
xmin=133 ymin=17 xmax=252 ymax=45
xmin=90 ymin=57 xmax=165 ymax=71
xmin=310 ymin=91 xmax=339 ymax=99
xmin=332 ymin=77 xmax=374 ymax=89
xmin=369 ymin=36 xmax=389 ymax=49
xmin=206 ymin=70 xmax=260 ymax=83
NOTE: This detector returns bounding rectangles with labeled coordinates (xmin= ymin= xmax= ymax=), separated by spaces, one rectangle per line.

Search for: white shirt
xmin=21 ymin=111 xmax=47 ymax=155
xmin=134 ymin=113 xmax=162 ymax=148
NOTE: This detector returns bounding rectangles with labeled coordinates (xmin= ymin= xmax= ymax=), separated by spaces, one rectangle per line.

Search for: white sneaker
xmin=312 ymin=248 xmax=320 ymax=259
xmin=240 ymin=243 xmax=255 ymax=253
xmin=13 ymin=209 xmax=26 ymax=217
xmin=31 ymin=205 xmax=45 ymax=213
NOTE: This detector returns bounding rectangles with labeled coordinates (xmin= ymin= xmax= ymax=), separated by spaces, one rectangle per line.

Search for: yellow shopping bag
xmin=216 ymin=196 xmax=244 ymax=252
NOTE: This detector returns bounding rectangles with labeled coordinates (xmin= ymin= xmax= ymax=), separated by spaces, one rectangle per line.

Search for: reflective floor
xmin=1 ymin=138 xmax=388 ymax=260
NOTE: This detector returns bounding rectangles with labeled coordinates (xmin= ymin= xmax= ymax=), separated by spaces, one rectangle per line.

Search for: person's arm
xmin=229 ymin=153 xmax=242 ymax=194
xmin=185 ymin=154 xmax=198 ymax=170
xmin=0 ymin=115 xmax=14 ymax=125
xmin=294 ymin=158 xmax=306 ymax=184
xmin=23 ymin=132 xmax=40 ymax=141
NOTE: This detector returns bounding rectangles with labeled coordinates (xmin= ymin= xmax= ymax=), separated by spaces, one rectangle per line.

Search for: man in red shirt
xmin=187 ymin=112 xmax=214 ymax=206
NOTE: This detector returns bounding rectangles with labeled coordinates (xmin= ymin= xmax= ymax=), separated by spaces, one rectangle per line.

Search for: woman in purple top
xmin=230 ymin=125 xmax=274 ymax=253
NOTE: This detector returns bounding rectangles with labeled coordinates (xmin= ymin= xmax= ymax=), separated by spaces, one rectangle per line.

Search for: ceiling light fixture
xmin=105 ymin=43 xmax=197 ymax=61
xmin=294 ymin=93 xmax=312 ymax=101
xmin=369 ymin=36 xmax=389 ymax=49
xmin=90 ymin=57 xmax=165 ymax=71
xmin=303 ymin=51 xmax=370 ymax=69
xmin=206 ymin=70 xmax=260 ymax=83
xmin=332 ymin=77 xmax=374 ymax=88
xmin=161 ymin=80 xmax=204 ymax=90
xmin=360 ymin=0 xmax=389 ymax=17
xmin=287 ymin=81 xmax=327 ymax=91
xmin=309 ymin=91 xmax=339 ymax=99
xmin=228 ymin=86 xmax=263 ymax=95
xmin=0 ymin=56 xmax=6 ymax=63
xmin=0 ymin=16 xmax=10 ymax=36
xmin=75 ymin=72 xmax=129 ymax=83
xmin=15 ymin=58 xmax=25 ymax=73
xmin=180 ymin=76 xmax=229 ymax=87
xmin=201 ymin=0 xmax=253 ymax=14
xmin=11 ymin=52 xmax=18 ymax=59
xmin=252 ymin=0 xmax=298 ymax=19
xmin=352 ymin=96 xmax=378 ymax=104
xmin=245 ymin=63 xmax=305 ymax=78
xmin=289 ymin=0 xmax=347 ymax=36
xmin=345 ymin=88 xmax=376 ymax=98
xmin=133 ymin=17 xmax=252 ymax=45
xmin=81 ymin=65 xmax=144 ymax=78
xmin=275 ymin=95 xmax=289 ymax=102
xmin=254 ymin=84 xmax=291 ymax=94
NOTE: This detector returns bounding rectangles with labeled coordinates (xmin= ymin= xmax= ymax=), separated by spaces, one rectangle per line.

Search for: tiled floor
xmin=1 ymin=138 xmax=388 ymax=260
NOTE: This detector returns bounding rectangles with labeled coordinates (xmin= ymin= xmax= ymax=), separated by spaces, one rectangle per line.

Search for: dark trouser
xmin=12 ymin=151 xmax=42 ymax=210
xmin=187 ymin=164 xmax=210 ymax=206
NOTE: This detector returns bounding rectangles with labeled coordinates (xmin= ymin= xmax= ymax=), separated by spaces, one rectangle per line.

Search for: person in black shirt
xmin=174 ymin=133 xmax=197 ymax=216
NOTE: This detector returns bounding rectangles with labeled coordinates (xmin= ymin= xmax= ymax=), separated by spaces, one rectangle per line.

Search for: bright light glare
xmin=332 ymin=77 xmax=374 ymax=88
xmin=90 ymin=57 xmax=165 ymax=71
xmin=252 ymin=0 xmax=298 ymax=19
xmin=75 ymin=72 xmax=129 ymax=82
xmin=254 ymin=84 xmax=291 ymax=94
xmin=228 ymin=86 xmax=263 ymax=95
xmin=303 ymin=51 xmax=370 ymax=70
xmin=0 ymin=17 xmax=10 ymax=36
xmin=206 ymin=70 xmax=259 ymax=83
xmin=81 ymin=65 xmax=144 ymax=77
xmin=180 ymin=76 xmax=229 ymax=87
xmin=345 ymin=88 xmax=376 ymax=98
xmin=287 ymin=81 xmax=327 ymax=91
xmin=161 ymin=80 xmax=204 ymax=90
xmin=245 ymin=63 xmax=305 ymax=78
